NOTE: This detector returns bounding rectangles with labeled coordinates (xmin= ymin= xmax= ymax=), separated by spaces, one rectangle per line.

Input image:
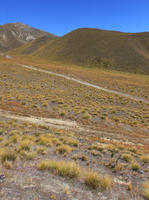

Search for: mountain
xmin=9 ymin=27 xmax=149 ymax=74
xmin=30 ymin=28 xmax=149 ymax=74
xmin=0 ymin=22 xmax=57 ymax=52
xmin=13 ymin=35 xmax=53 ymax=54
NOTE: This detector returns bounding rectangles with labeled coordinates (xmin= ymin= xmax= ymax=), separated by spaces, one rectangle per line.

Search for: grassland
xmin=0 ymin=113 xmax=149 ymax=199
xmin=0 ymin=55 xmax=149 ymax=199
xmin=0 ymin=60 xmax=148 ymax=130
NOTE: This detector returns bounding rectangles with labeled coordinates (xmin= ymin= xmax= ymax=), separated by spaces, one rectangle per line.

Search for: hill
xmin=13 ymin=35 xmax=54 ymax=54
xmin=30 ymin=28 xmax=149 ymax=74
xmin=0 ymin=22 xmax=57 ymax=52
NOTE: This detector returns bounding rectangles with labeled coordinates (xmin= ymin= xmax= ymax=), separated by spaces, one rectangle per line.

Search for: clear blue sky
xmin=1 ymin=0 xmax=149 ymax=36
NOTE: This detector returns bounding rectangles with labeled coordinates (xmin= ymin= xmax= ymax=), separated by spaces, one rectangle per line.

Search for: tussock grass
xmin=1 ymin=151 xmax=16 ymax=163
xmin=91 ymin=150 xmax=101 ymax=156
xmin=2 ymin=160 xmax=13 ymax=169
xmin=141 ymin=154 xmax=149 ymax=163
xmin=56 ymin=144 xmax=73 ymax=154
xmin=23 ymin=152 xmax=36 ymax=160
xmin=83 ymin=112 xmax=92 ymax=120
xmin=37 ymin=160 xmax=112 ymax=190
xmin=84 ymin=170 xmax=100 ymax=189
xmin=62 ymin=137 xmax=79 ymax=147
xmin=36 ymin=147 xmax=47 ymax=155
xmin=122 ymin=153 xmax=134 ymax=162
xmin=131 ymin=162 xmax=140 ymax=171
xmin=37 ymin=136 xmax=52 ymax=147
xmin=114 ymin=161 xmax=124 ymax=172
xmin=89 ymin=143 xmax=104 ymax=151
xmin=18 ymin=140 xmax=32 ymax=151
xmin=142 ymin=181 xmax=149 ymax=200
xmin=99 ymin=175 xmax=112 ymax=190
xmin=38 ymin=160 xmax=80 ymax=178
xmin=10 ymin=134 xmax=20 ymax=143
xmin=84 ymin=170 xmax=112 ymax=190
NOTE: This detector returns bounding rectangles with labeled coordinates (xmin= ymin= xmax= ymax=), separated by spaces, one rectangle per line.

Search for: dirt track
xmin=20 ymin=64 xmax=149 ymax=104
xmin=0 ymin=109 xmax=78 ymax=130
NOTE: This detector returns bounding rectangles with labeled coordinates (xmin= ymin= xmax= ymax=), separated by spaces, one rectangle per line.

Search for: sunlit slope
xmin=33 ymin=28 xmax=149 ymax=74
xmin=13 ymin=35 xmax=55 ymax=54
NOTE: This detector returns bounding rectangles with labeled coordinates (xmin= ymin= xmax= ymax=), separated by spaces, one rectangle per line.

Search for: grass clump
xmin=56 ymin=144 xmax=72 ymax=154
xmin=144 ymin=190 xmax=149 ymax=200
xmin=85 ymin=170 xmax=100 ymax=189
xmin=38 ymin=160 xmax=80 ymax=178
xmin=83 ymin=112 xmax=92 ymax=120
xmin=3 ymin=160 xmax=13 ymax=169
xmin=37 ymin=147 xmax=47 ymax=155
xmin=141 ymin=154 xmax=149 ymax=163
xmin=99 ymin=175 xmax=112 ymax=190
xmin=142 ymin=181 xmax=149 ymax=200
xmin=62 ymin=137 xmax=79 ymax=147
xmin=114 ymin=161 xmax=124 ymax=172
xmin=10 ymin=134 xmax=20 ymax=143
xmin=91 ymin=150 xmax=101 ymax=156
xmin=122 ymin=153 xmax=134 ymax=162
xmin=23 ymin=152 xmax=36 ymax=160
xmin=84 ymin=170 xmax=112 ymax=190
xmin=89 ymin=143 xmax=104 ymax=151
xmin=131 ymin=162 xmax=140 ymax=171
xmin=1 ymin=151 xmax=16 ymax=163
xmin=37 ymin=136 xmax=52 ymax=147
xmin=19 ymin=140 xmax=32 ymax=151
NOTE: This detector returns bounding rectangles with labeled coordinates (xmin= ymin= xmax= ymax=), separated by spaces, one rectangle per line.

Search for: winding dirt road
xmin=20 ymin=64 xmax=148 ymax=104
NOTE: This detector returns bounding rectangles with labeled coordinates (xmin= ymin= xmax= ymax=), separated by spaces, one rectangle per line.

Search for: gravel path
xmin=19 ymin=64 xmax=149 ymax=104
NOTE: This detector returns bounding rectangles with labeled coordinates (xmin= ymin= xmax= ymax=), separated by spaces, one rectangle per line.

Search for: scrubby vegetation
xmin=0 ymin=56 xmax=148 ymax=199
xmin=0 ymin=62 xmax=149 ymax=130
xmin=0 ymin=115 xmax=148 ymax=199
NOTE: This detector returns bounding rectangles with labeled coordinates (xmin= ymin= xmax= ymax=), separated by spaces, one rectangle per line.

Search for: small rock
xmin=0 ymin=175 xmax=5 ymax=182
xmin=23 ymin=184 xmax=36 ymax=189
xmin=138 ymin=170 xmax=144 ymax=174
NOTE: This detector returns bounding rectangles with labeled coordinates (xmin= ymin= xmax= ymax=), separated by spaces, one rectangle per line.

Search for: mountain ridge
xmin=32 ymin=28 xmax=149 ymax=74
xmin=0 ymin=22 xmax=57 ymax=52
xmin=2 ymin=23 xmax=149 ymax=74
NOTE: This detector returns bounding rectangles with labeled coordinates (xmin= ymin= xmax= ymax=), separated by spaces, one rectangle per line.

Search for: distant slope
xmin=13 ymin=35 xmax=54 ymax=54
xmin=0 ymin=22 xmax=57 ymax=52
xmin=31 ymin=28 xmax=149 ymax=74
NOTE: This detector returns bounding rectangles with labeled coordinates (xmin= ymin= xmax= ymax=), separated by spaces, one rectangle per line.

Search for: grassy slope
xmin=16 ymin=28 xmax=149 ymax=74
xmin=7 ymin=54 xmax=149 ymax=102
xmin=13 ymin=35 xmax=54 ymax=54
xmin=0 ymin=55 xmax=149 ymax=199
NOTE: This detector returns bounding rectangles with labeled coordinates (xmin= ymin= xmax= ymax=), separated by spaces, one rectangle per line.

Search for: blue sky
xmin=1 ymin=0 xmax=149 ymax=36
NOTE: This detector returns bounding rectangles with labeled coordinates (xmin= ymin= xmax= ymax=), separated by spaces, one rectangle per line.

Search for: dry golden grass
xmin=84 ymin=170 xmax=112 ymax=190
xmin=141 ymin=154 xmax=149 ymax=163
xmin=38 ymin=159 xmax=112 ymax=190
xmin=0 ymin=57 xmax=148 ymax=198
xmin=131 ymin=162 xmax=140 ymax=171
xmin=1 ymin=151 xmax=16 ymax=163
xmin=121 ymin=153 xmax=134 ymax=163
xmin=84 ymin=170 xmax=100 ymax=189
xmin=18 ymin=140 xmax=33 ymax=151
xmin=56 ymin=144 xmax=73 ymax=154
xmin=0 ymin=62 xmax=148 ymax=130
xmin=38 ymin=160 xmax=81 ymax=178
xmin=142 ymin=181 xmax=149 ymax=200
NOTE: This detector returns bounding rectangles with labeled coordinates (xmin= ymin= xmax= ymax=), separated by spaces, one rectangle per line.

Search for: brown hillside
xmin=33 ymin=28 xmax=149 ymax=74
xmin=0 ymin=22 xmax=57 ymax=52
